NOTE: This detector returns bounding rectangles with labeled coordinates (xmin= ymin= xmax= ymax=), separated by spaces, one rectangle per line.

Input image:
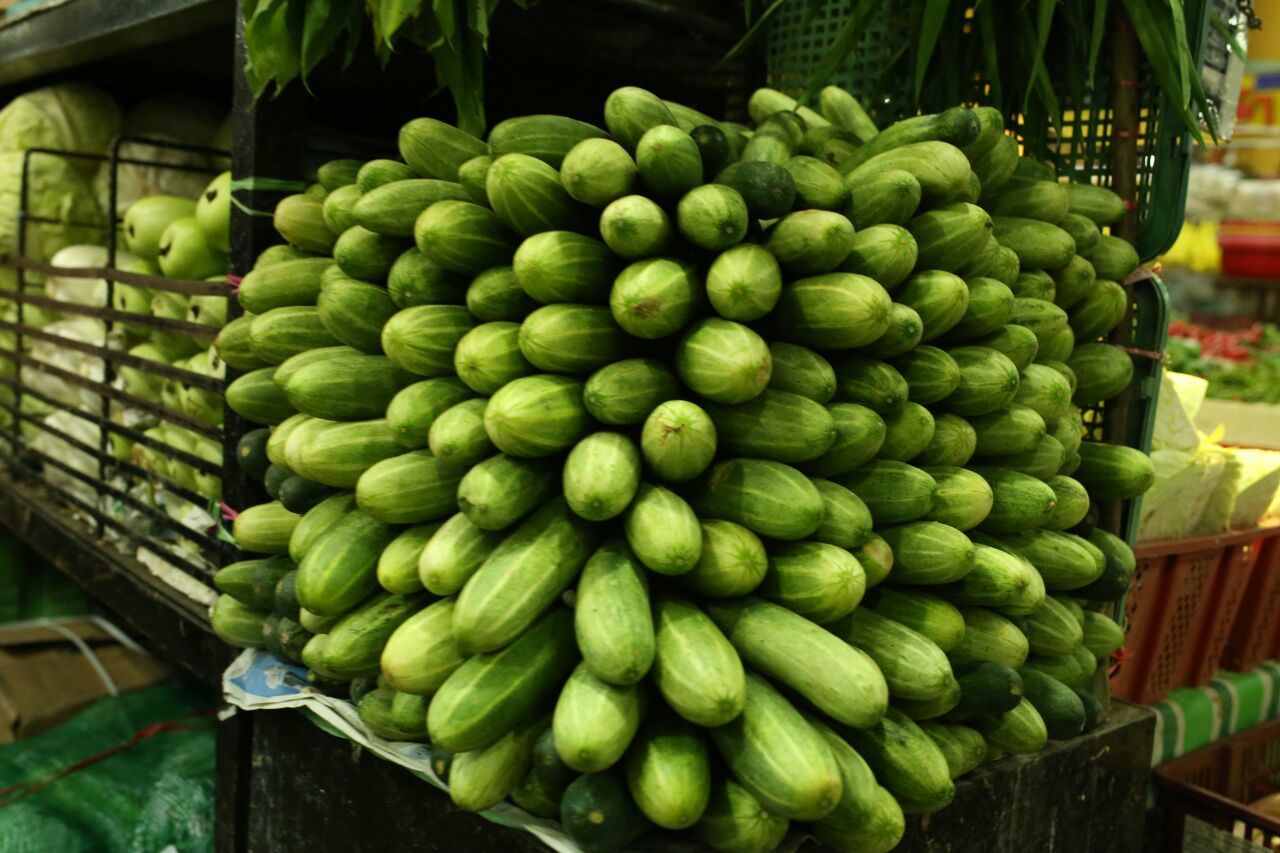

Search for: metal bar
xmin=10 ymin=445 xmax=227 ymax=560
xmin=116 ymin=134 xmax=231 ymax=161
xmin=0 ymin=254 xmax=234 ymax=297
xmin=0 ymin=399 xmax=220 ymax=506
xmin=12 ymin=356 xmax=221 ymax=439
xmin=15 ymin=215 xmax=109 ymax=230
xmin=0 ymin=316 xmax=224 ymax=391
xmin=0 ymin=379 xmax=221 ymax=475
xmin=0 ymin=290 xmax=220 ymax=338
xmin=0 ymin=0 xmax=229 ymax=89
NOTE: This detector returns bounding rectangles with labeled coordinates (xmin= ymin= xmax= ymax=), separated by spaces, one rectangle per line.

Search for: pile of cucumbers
xmin=211 ymin=83 xmax=1156 ymax=853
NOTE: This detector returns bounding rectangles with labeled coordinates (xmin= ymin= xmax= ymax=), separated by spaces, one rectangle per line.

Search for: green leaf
xmin=975 ymin=0 xmax=1002 ymax=110
xmin=1120 ymin=0 xmax=1204 ymax=144
xmin=1087 ymin=0 xmax=1109 ymax=83
xmin=1022 ymin=0 xmax=1056 ymax=114
xmin=467 ymin=0 xmax=502 ymax=49
xmin=379 ymin=0 xmax=424 ymax=46
xmin=342 ymin=0 xmax=366 ymax=68
xmin=1210 ymin=14 xmax=1247 ymax=59
xmin=434 ymin=0 xmax=459 ymax=48
xmin=913 ymin=0 xmax=950 ymax=104
xmin=301 ymin=0 xmax=357 ymax=90
xmin=1164 ymin=0 xmax=1192 ymax=107
xmin=720 ymin=0 xmax=794 ymax=65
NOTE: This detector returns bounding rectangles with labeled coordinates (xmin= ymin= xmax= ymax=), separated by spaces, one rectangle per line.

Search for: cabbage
xmin=1137 ymin=447 xmax=1227 ymax=541
xmin=0 ymin=84 xmax=122 ymax=173
xmin=94 ymin=96 xmax=229 ymax=215
xmin=1227 ymin=449 xmax=1280 ymax=530
xmin=45 ymin=244 xmax=144 ymax=306
xmin=30 ymin=409 xmax=101 ymax=505
xmin=1152 ymin=371 xmax=1209 ymax=452
xmin=0 ymin=151 xmax=103 ymax=265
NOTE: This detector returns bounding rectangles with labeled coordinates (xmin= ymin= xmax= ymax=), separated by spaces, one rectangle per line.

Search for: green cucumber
xmin=455 ymin=453 xmax=559 ymax=531
xmin=623 ymin=483 xmax=702 ymax=575
xmin=563 ymin=432 xmax=642 ymax=521
xmin=837 ymin=607 xmax=955 ymax=702
xmin=427 ymin=399 xmax=494 ymax=466
xmin=380 ymin=598 xmax=465 ymax=695
xmin=559 ymin=768 xmax=649 ymax=853
xmin=709 ymin=598 xmax=888 ymax=728
xmin=427 ymin=607 xmax=578 ymax=752
xmin=710 ymin=673 xmax=843 ymax=821
xmin=553 ymin=662 xmax=644 ymax=773
xmin=841 ymin=706 xmax=956 ymax=814
xmin=625 ymin=709 xmax=711 ymax=830
xmin=693 ymin=778 xmax=790 ymax=853
xmin=322 ymin=592 xmax=427 ymax=678
xmin=756 ymin=541 xmax=865 ymax=624
xmin=864 ymin=586 xmax=965 ymax=652
xmin=640 ymin=400 xmax=718 ymax=483
xmin=417 ymin=512 xmax=505 ymax=596
xmin=810 ymin=717 xmax=906 ymax=853
xmin=652 ymin=598 xmax=745 ymax=727
xmin=679 ymin=520 xmax=768 ymax=598
xmin=449 ymin=718 xmax=543 ymax=812
xmin=574 ymin=540 xmax=655 ymax=687
xmin=584 ymin=358 xmax=680 ymax=426
xmin=452 ymin=497 xmax=603 ymax=653
xmin=943 ymin=661 xmax=1025 ymax=721
xmin=375 ymin=523 xmax=439 ymax=594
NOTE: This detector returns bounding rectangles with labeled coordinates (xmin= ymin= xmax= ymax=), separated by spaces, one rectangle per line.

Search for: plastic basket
xmin=1154 ymin=717 xmax=1280 ymax=849
xmin=1221 ymin=531 xmax=1280 ymax=672
xmin=1112 ymin=528 xmax=1264 ymax=704
xmin=764 ymin=0 xmax=1212 ymax=261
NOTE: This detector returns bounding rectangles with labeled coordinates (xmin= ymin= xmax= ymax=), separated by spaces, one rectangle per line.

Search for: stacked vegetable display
xmin=211 ymin=84 xmax=1155 ymax=852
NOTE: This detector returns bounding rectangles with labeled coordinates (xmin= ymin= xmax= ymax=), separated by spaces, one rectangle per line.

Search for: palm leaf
xmin=975 ymin=0 xmax=1002 ymax=112
xmin=1023 ymin=0 xmax=1057 ymax=113
xmin=720 ymin=0 xmax=794 ymax=65
xmin=379 ymin=0 xmax=424 ymax=46
xmin=913 ymin=0 xmax=951 ymax=104
xmin=1087 ymin=0 xmax=1109 ymax=83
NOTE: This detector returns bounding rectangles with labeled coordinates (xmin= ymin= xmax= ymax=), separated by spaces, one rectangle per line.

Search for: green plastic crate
xmin=765 ymin=0 xmax=1211 ymax=262
xmin=1083 ymin=273 xmax=1169 ymax=548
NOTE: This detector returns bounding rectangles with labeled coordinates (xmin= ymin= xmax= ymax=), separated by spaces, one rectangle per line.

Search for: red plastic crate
xmin=1112 ymin=528 xmax=1262 ymax=704
xmin=1221 ymin=530 xmax=1280 ymax=672
xmin=1219 ymin=221 xmax=1280 ymax=278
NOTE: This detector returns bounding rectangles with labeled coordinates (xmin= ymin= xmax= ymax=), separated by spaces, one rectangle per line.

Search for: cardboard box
xmin=0 ymin=619 xmax=170 ymax=742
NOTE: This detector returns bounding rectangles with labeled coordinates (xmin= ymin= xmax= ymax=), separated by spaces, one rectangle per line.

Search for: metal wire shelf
xmin=0 ymin=134 xmax=235 ymax=589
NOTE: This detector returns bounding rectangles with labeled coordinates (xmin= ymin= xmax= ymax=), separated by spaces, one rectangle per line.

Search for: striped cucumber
xmin=380 ymin=598 xmax=465 ymax=695
xmin=574 ymin=540 xmax=655 ymax=686
xmin=427 ymin=607 xmax=578 ymax=752
xmin=652 ymin=598 xmax=745 ymax=727
xmin=708 ymin=598 xmax=888 ymax=728
xmin=625 ymin=709 xmax=712 ymax=830
xmin=709 ymin=673 xmax=843 ymax=821
xmin=552 ymin=662 xmax=644 ymax=772
xmin=417 ymin=512 xmax=505 ymax=596
xmin=452 ymin=497 xmax=604 ymax=652
xmin=837 ymin=607 xmax=955 ymax=701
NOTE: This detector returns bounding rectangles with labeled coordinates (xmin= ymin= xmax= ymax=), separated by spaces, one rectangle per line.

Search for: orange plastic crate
xmin=1222 ymin=530 xmax=1280 ymax=673
xmin=1112 ymin=528 xmax=1263 ymax=704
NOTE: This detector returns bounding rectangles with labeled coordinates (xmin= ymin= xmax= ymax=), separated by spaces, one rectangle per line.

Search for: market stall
xmin=0 ymin=0 xmax=1266 ymax=850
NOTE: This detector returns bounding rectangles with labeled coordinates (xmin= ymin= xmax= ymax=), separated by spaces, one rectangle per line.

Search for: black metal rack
xmin=0 ymin=135 xmax=234 ymax=591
